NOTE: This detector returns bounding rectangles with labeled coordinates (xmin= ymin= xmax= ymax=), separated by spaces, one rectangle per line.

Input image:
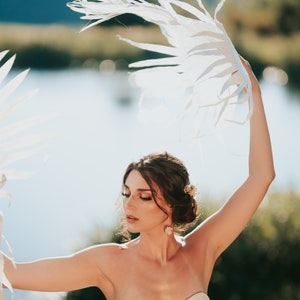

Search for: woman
xmin=3 ymin=58 xmax=275 ymax=300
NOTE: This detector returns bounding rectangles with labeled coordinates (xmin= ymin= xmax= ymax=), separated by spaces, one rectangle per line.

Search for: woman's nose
xmin=124 ymin=194 xmax=136 ymax=209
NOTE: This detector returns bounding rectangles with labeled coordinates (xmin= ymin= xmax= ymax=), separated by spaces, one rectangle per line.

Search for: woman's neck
xmin=132 ymin=231 xmax=183 ymax=265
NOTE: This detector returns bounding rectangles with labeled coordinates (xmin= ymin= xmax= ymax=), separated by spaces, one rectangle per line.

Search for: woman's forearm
xmin=244 ymin=59 xmax=275 ymax=183
xmin=249 ymin=90 xmax=275 ymax=181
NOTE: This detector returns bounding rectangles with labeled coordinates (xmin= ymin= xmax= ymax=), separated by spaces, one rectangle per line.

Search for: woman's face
xmin=122 ymin=169 xmax=171 ymax=234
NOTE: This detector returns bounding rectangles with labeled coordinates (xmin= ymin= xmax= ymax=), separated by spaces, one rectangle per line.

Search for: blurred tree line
xmin=65 ymin=190 xmax=300 ymax=300
xmin=89 ymin=0 xmax=300 ymax=35
xmin=81 ymin=0 xmax=300 ymax=87
xmin=219 ymin=0 xmax=300 ymax=35
xmin=219 ymin=0 xmax=300 ymax=85
xmin=0 ymin=0 xmax=299 ymax=86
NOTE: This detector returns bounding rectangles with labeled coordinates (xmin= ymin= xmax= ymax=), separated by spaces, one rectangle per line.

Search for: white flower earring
xmin=164 ymin=226 xmax=174 ymax=236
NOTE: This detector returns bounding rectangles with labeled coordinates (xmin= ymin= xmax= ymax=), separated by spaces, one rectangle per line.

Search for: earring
xmin=164 ymin=225 xmax=174 ymax=236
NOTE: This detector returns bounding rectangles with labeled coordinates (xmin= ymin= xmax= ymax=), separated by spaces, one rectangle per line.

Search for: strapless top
xmin=186 ymin=292 xmax=210 ymax=300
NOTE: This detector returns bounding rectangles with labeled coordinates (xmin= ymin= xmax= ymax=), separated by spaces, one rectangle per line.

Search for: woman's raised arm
xmin=2 ymin=245 xmax=106 ymax=293
xmin=188 ymin=58 xmax=275 ymax=259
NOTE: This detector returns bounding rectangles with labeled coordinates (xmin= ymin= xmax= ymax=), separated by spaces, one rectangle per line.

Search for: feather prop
xmin=0 ymin=51 xmax=55 ymax=198
xmin=68 ymin=0 xmax=253 ymax=136
xmin=0 ymin=50 xmax=54 ymax=299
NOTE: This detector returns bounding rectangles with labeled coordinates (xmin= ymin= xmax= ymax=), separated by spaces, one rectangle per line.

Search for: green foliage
xmin=65 ymin=190 xmax=300 ymax=300
xmin=209 ymin=190 xmax=300 ymax=299
xmin=14 ymin=45 xmax=72 ymax=69
xmin=221 ymin=0 xmax=300 ymax=35
xmin=66 ymin=287 xmax=106 ymax=300
xmin=0 ymin=24 xmax=162 ymax=69
xmin=219 ymin=0 xmax=300 ymax=86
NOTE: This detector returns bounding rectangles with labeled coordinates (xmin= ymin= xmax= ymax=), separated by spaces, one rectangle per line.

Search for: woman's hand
xmin=240 ymin=55 xmax=261 ymax=96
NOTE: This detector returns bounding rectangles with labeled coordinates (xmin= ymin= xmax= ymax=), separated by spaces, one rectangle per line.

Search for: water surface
xmin=1 ymin=69 xmax=299 ymax=299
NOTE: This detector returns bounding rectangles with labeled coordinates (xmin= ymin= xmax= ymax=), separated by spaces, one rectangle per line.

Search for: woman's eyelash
xmin=121 ymin=192 xmax=152 ymax=201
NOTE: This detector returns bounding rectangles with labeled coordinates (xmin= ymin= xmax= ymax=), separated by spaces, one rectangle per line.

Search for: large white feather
xmin=0 ymin=52 xmax=56 ymax=189
xmin=68 ymin=0 xmax=253 ymax=135
xmin=0 ymin=50 xmax=54 ymax=299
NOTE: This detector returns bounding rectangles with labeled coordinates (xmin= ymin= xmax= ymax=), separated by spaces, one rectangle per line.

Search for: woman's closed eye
xmin=121 ymin=191 xmax=130 ymax=198
xmin=140 ymin=194 xmax=152 ymax=201
xmin=121 ymin=191 xmax=152 ymax=201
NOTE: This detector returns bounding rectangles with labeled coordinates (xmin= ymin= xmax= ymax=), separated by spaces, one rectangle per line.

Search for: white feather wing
xmin=68 ymin=0 xmax=253 ymax=133
xmin=0 ymin=50 xmax=54 ymax=298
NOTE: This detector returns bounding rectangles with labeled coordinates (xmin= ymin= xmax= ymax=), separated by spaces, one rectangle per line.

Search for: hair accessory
xmin=164 ymin=225 xmax=174 ymax=236
xmin=184 ymin=184 xmax=196 ymax=198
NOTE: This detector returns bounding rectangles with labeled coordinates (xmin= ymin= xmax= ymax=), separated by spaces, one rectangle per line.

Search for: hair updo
xmin=122 ymin=152 xmax=198 ymax=231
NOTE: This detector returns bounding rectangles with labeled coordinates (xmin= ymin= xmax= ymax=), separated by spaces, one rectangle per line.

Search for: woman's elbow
xmin=251 ymin=167 xmax=276 ymax=188
xmin=264 ymin=167 xmax=276 ymax=187
xmin=270 ymin=168 xmax=276 ymax=183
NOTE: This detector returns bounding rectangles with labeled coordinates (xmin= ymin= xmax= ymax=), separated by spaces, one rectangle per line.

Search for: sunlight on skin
xmin=122 ymin=169 xmax=172 ymax=238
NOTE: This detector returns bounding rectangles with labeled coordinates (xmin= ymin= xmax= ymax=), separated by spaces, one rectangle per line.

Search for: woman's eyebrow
xmin=137 ymin=188 xmax=152 ymax=192
xmin=124 ymin=184 xmax=152 ymax=192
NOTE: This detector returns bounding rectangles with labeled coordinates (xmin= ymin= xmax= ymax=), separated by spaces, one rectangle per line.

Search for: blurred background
xmin=0 ymin=0 xmax=300 ymax=299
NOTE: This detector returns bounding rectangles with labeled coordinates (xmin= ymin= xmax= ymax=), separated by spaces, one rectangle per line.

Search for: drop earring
xmin=164 ymin=225 xmax=174 ymax=236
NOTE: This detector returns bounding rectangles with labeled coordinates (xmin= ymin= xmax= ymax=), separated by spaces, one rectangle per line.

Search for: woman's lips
xmin=126 ymin=214 xmax=139 ymax=223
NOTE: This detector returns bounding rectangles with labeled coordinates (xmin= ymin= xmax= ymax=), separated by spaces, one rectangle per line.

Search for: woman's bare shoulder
xmin=75 ymin=238 xmax=139 ymax=274
xmin=79 ymin=242 xmax=129 ymax=257
xmin=74 ymin=242 xmax=131 ymax=275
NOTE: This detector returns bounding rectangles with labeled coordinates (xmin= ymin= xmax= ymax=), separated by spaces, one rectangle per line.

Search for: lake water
xmin=1 ymin=69 xmax=300 ymax=299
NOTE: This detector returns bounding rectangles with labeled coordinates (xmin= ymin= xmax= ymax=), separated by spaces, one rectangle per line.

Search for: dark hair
xmin=122 ymin=152 xmax=198 ymax=232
